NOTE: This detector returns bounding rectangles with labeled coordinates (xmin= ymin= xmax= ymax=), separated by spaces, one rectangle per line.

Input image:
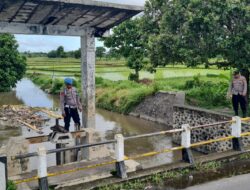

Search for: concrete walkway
xmin=185 ymin=173 xmax=250 ymax=190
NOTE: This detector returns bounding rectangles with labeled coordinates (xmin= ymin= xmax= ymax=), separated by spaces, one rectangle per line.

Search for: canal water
xmin=0 ymin=78 xmax=181 ymax=171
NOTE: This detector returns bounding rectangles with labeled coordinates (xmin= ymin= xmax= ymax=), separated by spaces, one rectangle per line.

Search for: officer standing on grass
xmin=228 ymin=71 xmax=248 ymax=118
xmin=60 ymin=78 xmax=82 ymax=132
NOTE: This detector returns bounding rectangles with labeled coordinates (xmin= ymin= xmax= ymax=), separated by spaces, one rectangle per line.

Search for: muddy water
xmin=0 ymin=78 xmax=181 ymax=171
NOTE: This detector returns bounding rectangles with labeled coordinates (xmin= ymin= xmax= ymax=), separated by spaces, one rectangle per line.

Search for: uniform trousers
xmin=64 ymin=107 xmax=81 ymax=131
xmin=232 ymin=94 xmax=247 ymax=118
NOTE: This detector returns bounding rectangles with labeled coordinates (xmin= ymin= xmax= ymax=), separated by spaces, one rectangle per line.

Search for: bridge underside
xmin=0 ymin=0 xmax=142 ymax=36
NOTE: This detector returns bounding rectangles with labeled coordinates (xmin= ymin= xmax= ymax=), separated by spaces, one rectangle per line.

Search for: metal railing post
xmin=0 ymin=155 xmax=7 ymax=190
xmin=37 ymin=146 xmax=49 ymax=190
xmin=231 ymin=116 xmax=244 ymax=151
xmin=181 ymin=124 xmax=195 ymax=164
xmin=115 ymin=134 xmax=127 ymax=179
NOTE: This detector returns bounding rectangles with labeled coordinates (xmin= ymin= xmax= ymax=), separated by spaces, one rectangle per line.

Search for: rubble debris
xmin=0 ymin=105 xmax=51 ymax=133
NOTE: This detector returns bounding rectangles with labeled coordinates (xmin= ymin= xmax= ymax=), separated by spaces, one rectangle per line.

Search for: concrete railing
xmin=1 ymin=116 xmax=249 ymax=190
xmin=0 ymin=156 xmax=7 ymax=190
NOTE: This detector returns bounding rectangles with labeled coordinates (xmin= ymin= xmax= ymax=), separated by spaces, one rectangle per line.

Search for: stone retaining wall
xmin=130 ymin=91 xmax=185 ymax=126
xmin=173 ymin=105 xmax=250 ymax=153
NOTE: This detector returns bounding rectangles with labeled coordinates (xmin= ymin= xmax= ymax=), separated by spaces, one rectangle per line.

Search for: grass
xmin=96 ymin=161 xmax=223 ymax=190
xmin=26 ymin=57 xmax=232 ymax=113
xmin=97 ymin=152 xmax=250 ymax=190
xmin=96 ymin=78 xmax=158 ymax=114
xmin=7 ymin=181 xmax=17 ymax=190
xmin=27 ymin=57 xmax=230 ymax=81
xmin=239 ymin=152 xmax=250 ymax=160
xmin=194 ymin=161 xmax=222 ymax=171
xmin=28 ymin=74 xmax=156 ymax=114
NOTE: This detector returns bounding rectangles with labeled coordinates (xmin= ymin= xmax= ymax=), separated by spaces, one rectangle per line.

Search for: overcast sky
xmin=15 ymin=0 xmax=145 ymax=52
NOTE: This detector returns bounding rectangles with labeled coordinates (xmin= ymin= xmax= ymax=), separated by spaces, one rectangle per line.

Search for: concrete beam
xmin=41 ymin=0 xmax=144 ymax=11
xmin=0 ymin=22 xmax=88 ymax=36
xmin=81 ymin=27 xmax=96 ymax=129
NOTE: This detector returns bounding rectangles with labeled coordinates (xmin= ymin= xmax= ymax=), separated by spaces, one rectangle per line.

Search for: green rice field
xmin=27 ymin=57 xmax=233 ymax=113
xmin=27 ymin=57 xmax=231 ymax=81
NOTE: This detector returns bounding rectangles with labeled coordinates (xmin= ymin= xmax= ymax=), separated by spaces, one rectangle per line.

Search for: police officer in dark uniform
xmin=228 ymin=71 xmax=248 ymax=117
xmin=60 ymin=78 xmax=82 ymax=132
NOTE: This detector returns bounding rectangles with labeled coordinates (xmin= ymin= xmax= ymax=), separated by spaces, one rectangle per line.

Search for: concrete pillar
xmin=37 ymin=146 xmax=49 ymax=190
xmin=82 ymin=128 xmax=111 ymax=160
xmin=4 ymin=137 xmax=29 ymax=176
xmin=0 ymin=156 xmax=7 ymax=190
xmin=81 ymin=27 xmax=96 ymax=129
xmin=115 ymin=134 xmax=127 ymax=179
xmin=231 ymin=116 xmax=244 ymax=151
xmin=181 ymin=124 xmax=195 ymax=164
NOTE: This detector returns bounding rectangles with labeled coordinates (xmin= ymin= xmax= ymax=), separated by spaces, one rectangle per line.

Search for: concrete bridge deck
xmin=55 ymin=149 xmax=250 ymax=190
xmin=12 ymin=156 xmax=139 ymax=190
xmin=11 ymin=148 xmax=250 ymax=190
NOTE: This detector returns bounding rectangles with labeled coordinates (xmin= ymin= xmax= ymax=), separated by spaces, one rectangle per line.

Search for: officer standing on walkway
xmin=60 ymin=78 xmax=82 ymax=132
xmin=228 ymin=71 xmax=248 ymax=118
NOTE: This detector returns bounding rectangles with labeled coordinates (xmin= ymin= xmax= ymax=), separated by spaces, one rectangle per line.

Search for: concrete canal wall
xmin=173 ymin=105 xmax=250 ymax=153
xmin=131 ymin=92 xmax=250 ymax=153
xmin=130 ymin=91 xmax=185 ymax=126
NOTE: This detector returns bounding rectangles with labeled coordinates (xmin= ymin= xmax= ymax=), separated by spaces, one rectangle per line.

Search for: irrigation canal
xmin=1 ymin=78 xmax=250 ymax=189
xmin=0 ymin=78 xmax=181 ymax=170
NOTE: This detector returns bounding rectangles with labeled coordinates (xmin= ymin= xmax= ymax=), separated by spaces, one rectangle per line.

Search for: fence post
xmin=0 ymin=155 xmax=7 ymax=190
xmin=181 ymin=124 xmax=195 ymax=164
xmin=231 ymin=116 xmax=244 ymax=151
xmin=115 ymin=134 xmax=127 ymax=179
xmin=37 ymin=146 xmax=49 ymax=190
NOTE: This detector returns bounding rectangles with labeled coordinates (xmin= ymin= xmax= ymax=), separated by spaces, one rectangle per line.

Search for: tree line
xmin=0 ymin=0 xmax=249 ymax=92
xmin=22 ymin=46 xmax=122 ymax=60
xmin=103 ymin=0 xmax=249 ymax=82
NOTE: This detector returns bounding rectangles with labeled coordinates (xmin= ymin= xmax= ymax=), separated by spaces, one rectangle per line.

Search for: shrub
xmin=96 ymin=80 xmax=156 ymax=114
xmin=51 ymin=79 xmax=64 ymax=94
xmin=128 ymin=73 xmax=139 ymax=81
xmin=96 ymin=77 xmax=104 ymax=85
xmin=187 ymin=81 xmax=230 ymax=108
xmin=7 ymin=180 xmax=17 ymax=190
xmin=184 ymin=74 xmax=202 ymax=89
xmin=0 ymin=34 xmax=26 ymax=92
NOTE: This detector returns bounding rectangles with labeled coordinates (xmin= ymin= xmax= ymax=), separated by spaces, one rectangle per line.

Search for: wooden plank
xmin=8 ymin=0 xmax=27 ymax=23
xmin=0 ymin=1 xmax=24 ymax=22
xmin=96 ymin=11 xmax=131 ymax=28
xmin=98 ymin=12 xmax=135 ymax=31
xmin=72 ymin=14 xmax=95 ymax=26
xmin=27 ymin=135 xmax=49 ymax=144
xmin=47 ymin=6 xmax=74 ymax=25
xmin=17 ymin=119 xmax=42 ymax=133
xmin=56 ymin=8 xmax=88 ymax=25
xmin=14 ymin=3 xmax=39 ymax=23
xmin=91 ymin=9 xmax=124 ymax=28
xmin=27 ymin=4 xmax=55 ymax=24
xmin=40 ymin=4 xmax=61 ymax=25
xmin=97 ymin=19 xmax=117 ymax=28
xmin=87 ymin=10 xmax=113 ymax=27
xmin=26 ymin=131 xmax=86 ymax=144
xmin=25 ymin=3 xmax=40 ymax=23
xmin=79 ymin=9 xmax=108 ymax=27
xmin=39 ymin=109 xmax=63 ymax=119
